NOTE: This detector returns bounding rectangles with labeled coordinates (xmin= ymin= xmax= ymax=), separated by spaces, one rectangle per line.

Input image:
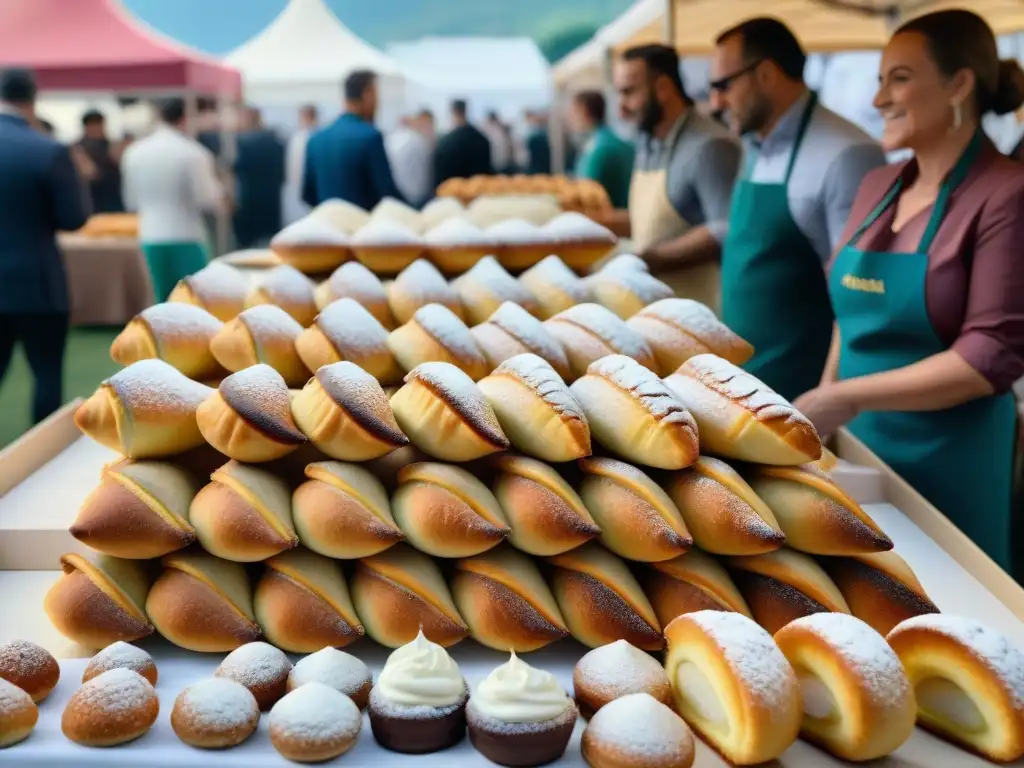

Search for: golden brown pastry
xmin=663 ymin=354 xmax=822 ymax=465
xmin=309 ymin=197 xmax=370 ymax=233
xmin=197 ymin=364 xmax=307 ymax=463
xmin=518 ymin=254 xmax=591 ymax=319
xmin=591 ymin=253 xmax=649 ymax=278
xmin=82 ymin=642 xmax=157 ymax=686
xmin=664 ymin=610 xmax=801 ymax=765
xmin=627 ymin=298 xmax=754 ymax=376
xmin=451 ymin=545 xmax=569 ymax=651
xmin=392 ymin=462 xmax=511 ymax=557
xmin=775 ymin=613 xmax=916 ymax=761
xmin=371 ymin=196 xmax=423 ymax=232
xmin=270 ymin=215 xmax=350 ymax=274
xmin=470 ymin=301 xmax=572 ymax=380
xmin=350 ymin=218 xmax=424 ymax=274
xmin=287 ymin=647 xmax=373 ymax=710
xmin=145 ymin=549 xmax=261 ymax=652
xmin=215 ymin=641 xmax=292 ymax=711
xmin=62 ymin=668 xmax=159 ymax=746
xmin=486 ymin=218 xmax=555 ymax=271
xmin=363 ymin=444 xmax=432 ymax=492
xmin=110 ymin=302 xmax=226 ymax=380
xmin=573 ymin=640 xmax=674 ymax=721
xmin=387 ymin=258 xmax=463 ymax=325
xmin=570 ymin=355 xmax=699 ymax=470
xmin=820 ymin=550 xmax=939 ymax=636
xmin=491 ymin=453 xmax=599 ymax=555
xmin=641 ymin=550 xmax=752 ymax=628
xmin=0 ymin=677 xmax=37 ymax=747
xmin=315 ymin=260 xmax=394 ymax=328
xmin=887 ymin=614 xmax=1024 ymax=762
xmin=665 ymin=456 xmax=786 ymax=556
xmin=745 ymin=464 xmax=893 ymax=555
xmin=210 ymin=304 xmax=311 ymax=387
xmin=255 ymin=548 xmax=365 ymax=652
xmin=386 ymin=303 xmax=489 ymax=380
xmin=420 ymin=196 xmax=466 ymax=231
xmin=169 ymin=261 xmax=249 ymax=321
xmin=0 ymin=640 xmax=60 ymax=703
xmin=269 ymin=683 xmax=363 ymax=762
xmin=70 ymin=459 xmax=199 ymax=559
xmin=811 ymin=446 xmax=840 ymax=473
xmin=351 ymin=543 xmax=470 ymax=648
xmin=422 ymin=215 xmax=497 ymax=275
xmin=541 ymin=211 xmax=617 ymax=271
xmin=547 ymin=542 xmax=663 ymax=650
xmin=453 ymin=255 xmax=540 ymax=324
xmin=294 ymin=297 xmax=402 ymax=384
xmin=544 ymin=303 xmax=656 ymax=379
xmin=390 ymin=362 xmax=509 ymax=461
xmin=190 ymin=460 xmax=298 ymax=562
xmin=219 ymin=248 xmax=281 ymax=268
xmin=75 ymin=359 xmax=213 ymax=458
xmin=578 ymin=457 xmax=692 ymax=562
xmin=727 ymin=548 xmax=850 ymax=635
xmin=171 ymin=678 xmax=260 ymax=749
xmin=587 ymin=269 xmax=674 ymax=319
xmin=580 ymin=693 xmax=695 ymax=768
xmin=245 ymin=264 xmax=319 ymax=327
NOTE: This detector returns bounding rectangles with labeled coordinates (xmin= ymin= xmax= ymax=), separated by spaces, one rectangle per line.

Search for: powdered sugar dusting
xmin=585 ymin=693 xmax=691 ymax=760
xmin=487 ymin=218 xmax=550 ymax=244
xmin=592 ymin=270 xmax=673 ymax=305
xmin=351 ymin=218 xmax=422 ymax=246
xmin=289 ymin=648 xmax=372 ymax=696
xmin=487 ymin=303 xmax=566 ymax=365
xmin=597 ymin=254 xmax=649 ymax=275
xmin=216 ymin=642 xmax=293 ymax=689
xmin=407 ymin=362 xmax=505 ymax=443
xmin=683 ymin=354 xmax=811 ymax=425
xmin=273 ymin=216 xmax=349 ymax=245
xmin=550 ymin=304 xmax=651 ymax=360
xmin=0 ymin=640 xmax=55 ymax=683
xmin=462 ymin=257 xmax=535 ymax=304
xmin=140 ymin=303 xmax=222 ymax=341
xmin=257 ymin=265 xmax=316 ymax=305
xmin=392 ymin=260 xmax=459 ymax=305
xmin=108 ymin=359 xmax=213 ymax=411
xmin=175 ymin=678 xmax=259 ymax=729
xmin=0 ymin=677 xmax=32 ymax=712
xmin=413 ymin=304 xmax=486 ymax=364
xmin=317 ymin=298 xmax=390 ymax=356
xmin=188 ymin=262 xmax=249 ymax=301
xmin=491 ymin=354 xmax=584 ymax=421
xmin=543 ymin=212 xmax=614 ymax=242
xmin=327 ymin=262 xmax=388 ymax=303
xmin=84 ymin=642 xmax=153 ymax=678
xmin=424 ymin=217 xmax=495 ymax=246
xmin=72 ymin=668 xmax=156 ymax=713
xmin=270 ymin=682 xmax=362 ymax=740
xmin=640 ymin=299 xmax=728 ymax=343
xmin=575 ymin=640 xmax=668 ymax=699
xmin=587 ymin=355 xmax=696 ymax=427
xmin=239 ymin=304 xmax=304 ymax=341
xmin=520 ymin=256 xmax=590 ymax=302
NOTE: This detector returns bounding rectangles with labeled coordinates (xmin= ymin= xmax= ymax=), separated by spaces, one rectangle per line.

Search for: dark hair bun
xmin=992 ymin=59 xmax=1024 ymax=116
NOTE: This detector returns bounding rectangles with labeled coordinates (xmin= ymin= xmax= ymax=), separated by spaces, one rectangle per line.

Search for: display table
xmin=59 ymin=235 xmax=154 ymax=326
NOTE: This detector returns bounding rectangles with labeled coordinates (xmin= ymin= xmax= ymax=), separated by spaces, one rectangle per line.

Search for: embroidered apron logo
xmin=841 ymin=274 xmax=885 ymax=294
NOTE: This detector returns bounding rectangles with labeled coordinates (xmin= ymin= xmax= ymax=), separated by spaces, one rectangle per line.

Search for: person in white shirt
xmin=121 ymin=98 xmax=225 ymax=301
xmin=482 ymin=111 xmax=513 ymax=173
xmin=284 ymin=104 xmax=318 ymax=224
xmin=385 ymin=110 xmax=435 ymax=208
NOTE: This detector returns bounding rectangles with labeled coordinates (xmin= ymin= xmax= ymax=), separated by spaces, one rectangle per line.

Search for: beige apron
xmin=628 ymin=167 xmax=721 ymax=314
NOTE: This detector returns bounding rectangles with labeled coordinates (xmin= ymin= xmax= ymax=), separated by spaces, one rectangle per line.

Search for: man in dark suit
xmin=0 ymin=69 xmax=90 ymax=423
xmin=302 ymin=70 xmax=403 ymax=210
xmin=525 ymin=110 xmax=552 ymax=175
xmin=234 ymin=107 xmax=285 ymax=247
xmin=433 ymin=99 xmax=493 ymax=189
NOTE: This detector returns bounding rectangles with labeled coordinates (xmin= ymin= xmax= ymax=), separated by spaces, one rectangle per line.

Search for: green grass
xmin=0 ymin=327 xmax=121 ymax=448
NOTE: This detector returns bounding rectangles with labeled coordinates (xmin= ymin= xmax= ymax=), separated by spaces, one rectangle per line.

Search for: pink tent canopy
xmin=0 ymin=0 xmax=241 ymax=97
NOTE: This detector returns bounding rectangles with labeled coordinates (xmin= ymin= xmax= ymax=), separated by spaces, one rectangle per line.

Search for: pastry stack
xmin=435 ymin=174 xmax=613 ymax=220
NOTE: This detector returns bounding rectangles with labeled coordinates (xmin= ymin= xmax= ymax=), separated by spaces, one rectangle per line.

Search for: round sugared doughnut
xmin=573 ymin=639 xmax=673 ymax=720
xmin=0 ymin=640 xmax=59 ymax=703
xmin=214 ymin=642 xmax=292 ymax=711
xmin=62 ymin=668 xmax=159 ymax=747
xmin=171 ymin=678 xmax=260 ymax=749
xmin=0 ymin=677 xmax=38 ymax=747
xmin=83 ymin=641 xmax=157 ymax=686
xmin=269 ymin=682 xmax=362 ymax=762
xmin=581 ymin=693 xmax=695 ymax=768
xmin=287 ymin=647 xmax=372 ymax=710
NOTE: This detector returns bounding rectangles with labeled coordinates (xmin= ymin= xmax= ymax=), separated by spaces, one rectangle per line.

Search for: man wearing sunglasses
xmin=614 ymin=44 xmax=741 ymax=314
xmin=712 ymin=17 xmax=886 ymax=401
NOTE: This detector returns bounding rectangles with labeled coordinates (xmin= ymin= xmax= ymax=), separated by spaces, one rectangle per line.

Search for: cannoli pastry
xmin=288 ymin=647 xmax=373 ymax=710
xmin=244 ymin=264 xmax=319 ymax=327
xmin=171 ymin=678 xmax=260 ymax=749
xmin=665 ymin=456 xmax=786 ymax=555
xmin=476 ymin=354 xmax=589 ymax=462
xmin=270 ymin=215 xmax=350 ymax=274
xmin=664 ymin=610 xmax=801 ymax=765
xmin=452 ymin=545 xmax=569 ymax=651
xmin=145 ymin=549 xmax=261 ymax=652
xmin=270 ymin=683 xmax=363 ymax=762
xmin=578 ymin=457 xmax=692 ymax=562
xmin=291 ymin=361 xmax=409 ymax=462
xmin=887 ymin=614 xmax=1024 ymax=762
xmin=62 ymin=669 xmax=159 ymax=747
xmin=295 ymin=297 xmax=402 ymax=384
xmin=641 ymin=550 xmax=753 ymax=629
xmin=82 ymin=642 xmax=157 ymax=686
xmin=775 ymin=613 xmax=916 ymax=761
xmin=544 ymin=302 xmax=656 ymax=379
xmin=588 ymin=269 xmax=674 ymax=319
xmin=314 ymin=261 xmax=394 ymax=328
xmin=571 ymin=355 xmax=699 ymax=470
xmin=70 ymin=459 xmax=199 ymax=559
xmin=44 ymin=553 xmax=155 ymax=648
xmin=371 ymin=196 xmax=423 ymax=232
xmin=0 ymin=640 xmax=60 ymax=703
xmin=420 ymin=196 xmax=466 ymax=231
xmin=390 ymin=362 xmax=509 ymax=461
xmin=811 ymin=446 xmax=840 ymax=473
xmin=393 ymin=462 xmax=511 ymax=557
xmin=491 ymin=454 xmax=599 ymax=555
xmin=518 ymin=254 xmax=591 ymax=319
xmin=363 ymin=444 xmax=432 ymax=493
xmin=309 ymin=197 xmax=370 ymax=233
xmin=209 ymin=304 xmax=310 ymax=387
xmin=75 ymin=359 xmax=213 ymax=458
xmin=486 ymin=218 xmax=555 ymax=271
xmin=542 ymin=212 xmax=617 ymax=271
xmin=453 ymin=256 xmax=540 ymax=324
xmin=0 ymin=677 xmax=38 ymax=747
xmin=215 ymin=642 xmax=292 ymax=710
xmin=386 ymin=304 xmax=489 ymax=380
xmin=350 ymin=218 xmax=424 ymax=275
xmin=727 ymin=548 xmax=850 ymax=635
xmin=110 ymin=302 xmax=226 ymax=380
xmin=745 ymin=464 xmax=892 ymax=555
xmin=626 ymin=298 xmax=754 ymax=376
xmin=293 ymin=461 xmax=404 ymax=559
xmin=470 ymin=301 xmax=571 ymax=380
xmin=351 ymin=544 xmax=470 ymax=648
xmin=547 ymin=542 xmax=663 ymax=650
xmin=169 ymin=261 xmax=249 ymax=321
xmin=663 ymin=354 xmax=822 ymax=465
xmin=255 ymin=548 xmax=365 ymax=652
xmin=821 ymin=551 xmax=938 ymax=636
xmin=386 ymin=258 xmax=463 ymax=325
xmin=423 ymin=216 xmax=497 ymax=275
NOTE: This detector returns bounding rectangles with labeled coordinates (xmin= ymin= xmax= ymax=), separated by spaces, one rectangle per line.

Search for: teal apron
xmin=830 ymin=131 xmax=1017 ymax=573
xmin=721 ymin=92 xmax=834 ymax=402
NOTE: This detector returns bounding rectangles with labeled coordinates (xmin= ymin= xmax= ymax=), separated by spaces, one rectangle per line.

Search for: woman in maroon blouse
xmin=794 ymin=10 xmax=1024 ymax=575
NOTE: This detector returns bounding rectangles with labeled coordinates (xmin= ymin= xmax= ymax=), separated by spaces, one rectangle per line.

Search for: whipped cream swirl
xmin=473 ymin=652 xmax=572 ymax=723
xmin=376 ymin=630 xmax=466 ymax=708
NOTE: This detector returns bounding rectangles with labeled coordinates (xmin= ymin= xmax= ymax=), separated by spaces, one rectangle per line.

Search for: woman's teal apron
xmin=830 ymin=132 xmax=1017 ymax=573
xmin=721 ymin=92 xmax=834 ymax=402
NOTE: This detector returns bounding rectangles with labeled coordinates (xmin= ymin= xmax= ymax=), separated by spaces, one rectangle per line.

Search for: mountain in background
xmin=122 ymin=0 xmax=633 ymax=60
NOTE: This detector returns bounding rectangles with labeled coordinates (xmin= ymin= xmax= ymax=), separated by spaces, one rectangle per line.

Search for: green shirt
xmin=574 ymin=125 xmax=635 ymax=209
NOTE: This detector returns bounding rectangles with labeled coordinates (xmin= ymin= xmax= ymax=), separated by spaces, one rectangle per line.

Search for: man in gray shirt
xmin=614 ymin=44 xmax=742 ymax=313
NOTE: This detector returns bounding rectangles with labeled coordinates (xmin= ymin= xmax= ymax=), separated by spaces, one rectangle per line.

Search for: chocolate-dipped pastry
xmin=110 ymin=302 xmax=226 ymax=380
xmin=392 ymin=462 xmax=511 ymax=558
xmin=315 ymin=261 xmax=394 ymax=328
xmin=578 ymin=457 xmax=692 ymax=563
xmin=293 ymin=461 xmax=404 ymax=559
xmin=288 ymin=647 xmax=373 ymax=710
xmin=454 ymin=256 xmax=540 ymax=325
xmin=641 ymin=550 xmax=753 ymax=628
xmin=387 ymin=258 xmax=463 ymax=325
xmin=291 ymin=361 xmax=408 ymax=461
xmin=245 ymin=264 xmax=318 ymax=326
xmin=215 ymin=641 xmax=293 ymax=711
xmin=270 ymin=215 xmax=350 ymax=274
xmin=471 ymin=301 xmax=572 ymax=381
xmin=573 ymin=640 xmax=674 ymax=721
xmin=190 ymin=460 xmax=298 ymax=562
xmin=387 ymin=303 xmax=489 ymax=380
xmin=518 ymin=254 xmax=591 ymax=320
xmin=294 ymin=297 xmax=403 ymax=384
xmin=547 ymin=542 xmax=663 ymax=650
xmin=587 ymin=269 xmax=673 ymax=319
xmin=210 ymin=304 xmax=311 ymax=387
xmin=351 ymin=544 xmax=470 ymax=648
xmin=543 ymin=303 xmax=656 ymax=380
xmin=168 ymin=261 xmax=248 ymax=321
xmin=146 ymin=550 xmax=261 ymax=652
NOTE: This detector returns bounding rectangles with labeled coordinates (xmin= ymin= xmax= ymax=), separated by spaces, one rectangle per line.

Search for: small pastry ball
xmin=288 ymin=648 xmax=373 ymax=710
xmin=574 ymin=640 xmax=673 ymax=720
xmin=62 ymin=668 xmax=159 ymax=747
xmin=83 ymin=642 xmax=157 ymax=686
xmin=581 ymin=693 xmax=695 ymax=768
xmin=171 ymin=678 xmax=260 ymax=749
xmin=0 ymin=677 xmax=38 ymax=748
xmin=215 ymin=642 xmax=292 ymax=711
xmin=269 ymin=682 xmax=363 ymax=763
xmin=0 ymin=640 xmax=60 ymax=703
